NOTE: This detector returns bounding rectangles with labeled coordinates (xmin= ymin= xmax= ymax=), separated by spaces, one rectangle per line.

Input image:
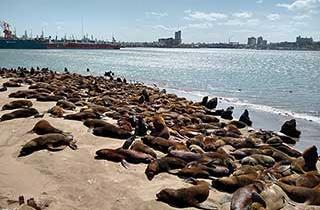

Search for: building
xmin=296 ymin=36 xmax=313 ymax=45
xmin=257 ymin=36 xmax=263 ymax=46
xmin=247 ymin=37 xmax=257 ymax=48
xmin=158 ymin=31 xmax=182 ymax=47
xmin=175 ymin=31 xmax=182 ymax=45
xmin=257 ymin=36 xmax=267 ymax=49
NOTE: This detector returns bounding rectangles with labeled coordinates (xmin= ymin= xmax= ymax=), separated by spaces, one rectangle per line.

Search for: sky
xmin=0 ymin=0 xmax=319 ymax=43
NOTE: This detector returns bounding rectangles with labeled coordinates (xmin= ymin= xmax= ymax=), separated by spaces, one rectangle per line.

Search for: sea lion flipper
xmin=194 ymin=202 xmax=218 ymax=210
xmin=87 ymin=128 xmax=93 ymax=133
xmin=121 ymin=160 xmax=130 ymax=169
xmin=47 ymin=144 xmax=67 ymax=151
xmin=69 ymin=142 xmax=78 ymax=150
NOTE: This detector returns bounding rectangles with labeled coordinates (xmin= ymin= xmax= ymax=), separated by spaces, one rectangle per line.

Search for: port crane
xmin=0 ymin=21 xmax=13 ymax=39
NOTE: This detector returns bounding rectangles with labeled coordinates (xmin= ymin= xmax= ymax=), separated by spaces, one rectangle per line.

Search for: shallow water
xmin=0 ymin=48 xmax=319 ymax=149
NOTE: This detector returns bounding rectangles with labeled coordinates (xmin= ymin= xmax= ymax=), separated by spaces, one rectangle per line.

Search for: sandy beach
xmin=0 ymin=78 xmax=232 ymax=210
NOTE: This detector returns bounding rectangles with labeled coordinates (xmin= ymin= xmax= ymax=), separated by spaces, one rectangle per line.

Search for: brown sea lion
xmin=36 ymin=94 xmax=64 ymax=102
xmin=83 ymin=119 xmax=110 ymax=129
xmin=150 ymin=114 xmax=170 ymax=139
xmin=142 ymin=135 xmax=177 ymax=153
xmin=291 ymin=145 xmax=318 ymax=173
xmin=27 ymin=120 xmax=63 ymax=135
xmin=259 ymin=183 xmax=288 ymax=210
xmin=130 ymin=140 xmax=157 ymax=158
xmin=56 ymin=100 xmax=76 ymax=110
xmin=9 ymin=90 xmax=38 ymax=98
xmin=64 ymin=111 xmax=101 ymax=121
xmin=3 ymin=80 xmax=21 ymax=87
xmin=48 ymin=106 xmax=65 ymax=117
xmin=211 ymin=165 xmax=262 ymax=193
xmin=145 ymin=156 xmax=187 ymax=180
xmin=19 ymin=133 xmax=77 ymax=157
xmin=92 ymin=123 xmax=132 ymax=139
xmin=156 ymin=179 xmax=216 ymax=209
xmin=2 ymin=100 xmax=33 ymax=110
xmin=1 ymin=108 xmax=39 ymax=121
xmin=274 ymin=179 xmax=320 ymax=205
xmin=95 ymin=148 xmax=155 ymax=166
xmin=241 ymin=154 xmax=275 ymax=167
xmin=231 ymin=182 xmax=266 ymax=210
xmin=279 ymin=171 xmax=320 ymax=188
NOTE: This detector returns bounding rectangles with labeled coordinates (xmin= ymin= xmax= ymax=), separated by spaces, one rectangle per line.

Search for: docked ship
xmin=0 ymin=21 xmax=120 ymax=49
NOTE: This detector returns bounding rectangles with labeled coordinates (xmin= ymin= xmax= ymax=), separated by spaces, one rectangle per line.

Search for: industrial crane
xmin=0 ymin=21 xmax=13 ymax=39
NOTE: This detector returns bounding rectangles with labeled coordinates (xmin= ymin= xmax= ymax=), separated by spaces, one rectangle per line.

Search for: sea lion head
xmin=145 ymin=160 xmax=159 ymax=180
xmin=303 ymin=145 xmax=318 ymax=171
xmin=19 ymin=141 xmax=39 ymax=157
xmin=156 ymin=189 xmax=176 ymax=202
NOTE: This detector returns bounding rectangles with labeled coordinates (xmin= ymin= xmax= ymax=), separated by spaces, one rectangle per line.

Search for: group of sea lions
xmin=0 ymin=66 xmax=319 ymax=210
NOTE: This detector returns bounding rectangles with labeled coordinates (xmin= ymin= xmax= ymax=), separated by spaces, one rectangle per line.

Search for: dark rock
xmin=280 ymin=119 xmax=301 ymax=138
xmin=239 ymin=109 xmax=252 ymax=126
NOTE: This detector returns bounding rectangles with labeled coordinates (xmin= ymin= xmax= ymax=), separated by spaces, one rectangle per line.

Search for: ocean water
xmin=0 ymin=48 xmax=319 ymax=149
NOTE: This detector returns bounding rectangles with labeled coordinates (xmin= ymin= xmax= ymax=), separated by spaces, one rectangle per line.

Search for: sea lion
xmin=92 ymin=123 xmax=132 ymax=139
xmin=279 ymin=171 xmax=320 ymax=188
xmin=83 ymin=119 xmax=110 ymax=129
xmin=36 ymin=94 xmax=64 ymax=102
xmin=2 ymin=100 xmax=33 ymax=110
xmin=142 ymin=135 xmax=177 ymax=153
xmin=230 ymin=182 xmax=266 ymax=210
xmin=0 ymin=108 xmax=39 ymax=121
xmin=19 ymin=133 xmax=77 ymax=157
xmin=241 ymin=154 xmax=275 ymax=167
xmin=291 ymin=145 xmax=318 ymax=173
xmin=27 ymin=120 xmax=63 ymax=135
xmin=211 ymin=165 xmax=262 ymax=193
xmin=130 ymin=140 xmax=157 ymax=158
xmin=280 ymin=119 xmax=301 ymax=138
xmin=56 ymin=100 xmax=76 ymax=110
xmin=0 ymin=85 xmax=7 ymax=92
xmin=48 ymin=106 xmax=65 ymax=117
xmin=239 ymin=109 xmax=252 ymax=126
xmin=95 ymin=148 xmax=155 ymax=166
xmin=145 ymin=156 xmax=187 ymax=180
xmin=3 ymin=80 xmax=21 ymax=87
xmin=156 ymin=179 xmax=216 ymax=209
xmin=273 ymin=179 xmax=320 ymax=205
xmin=64 ymin=111 xmax=101 ymax=121
xmin=9 ymin=90 xmax=38 ymax=98
xmin=150 ymin=114 xmax=170 ymax=139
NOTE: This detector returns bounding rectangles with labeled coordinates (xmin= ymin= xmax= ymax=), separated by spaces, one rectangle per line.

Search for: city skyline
xmin=1 ymin=0 xmax=319 ymax=43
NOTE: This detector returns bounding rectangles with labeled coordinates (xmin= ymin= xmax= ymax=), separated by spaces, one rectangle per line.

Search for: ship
xmin=0 ymin=21 xmax=120 ymax=49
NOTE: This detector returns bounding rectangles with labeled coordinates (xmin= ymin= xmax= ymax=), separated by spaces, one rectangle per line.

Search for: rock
xmin=205 ymin=97 xmax=218 ymax=109
xmin=239 ymin=109 xmax=252 ymax=126
xmin=280 ymin=119 xmax=301 ymax=138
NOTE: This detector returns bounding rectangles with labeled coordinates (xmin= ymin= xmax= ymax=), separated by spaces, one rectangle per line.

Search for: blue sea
xmin=0 ymin=48 xmax=319 ymax=149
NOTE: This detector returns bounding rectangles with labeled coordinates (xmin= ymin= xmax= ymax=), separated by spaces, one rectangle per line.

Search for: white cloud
xmin=233 ymin=12 xmax=253 ymax=18
xmin=152 ymin=25 xmax=172 ymax=31
xmin=293 ymin=14 xmax=310 ymax=19
xmin=219 ymin=18 xmax=260 ymax=26
xmin=267 ymin=13 xmax=281 ymax=21
xmin=276 ymin=0 xmax=320 ymax=13
xmin=188 ymin=22 xmax=213 ymax=29
xmin=256 ymin=0 xmax=263 ymax=3
xmin=145 ymin=11 xmax=168 ymax=19
xmin=184 ymin=10 xmax=228 ymax=21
